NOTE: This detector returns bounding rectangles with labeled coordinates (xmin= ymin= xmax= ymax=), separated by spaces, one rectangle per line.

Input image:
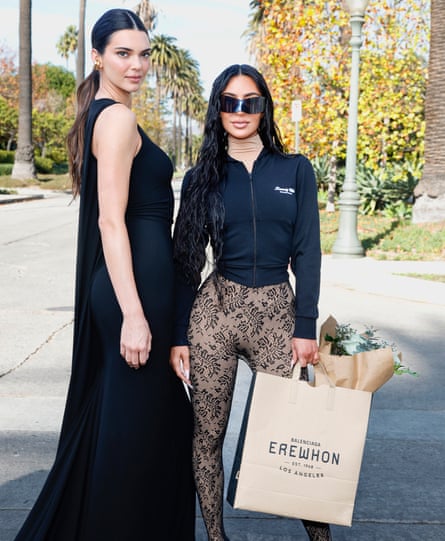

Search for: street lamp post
xmin=332 ymin=0 xmax=369 ymax=258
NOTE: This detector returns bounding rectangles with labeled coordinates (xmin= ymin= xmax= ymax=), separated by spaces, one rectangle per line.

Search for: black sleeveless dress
xmin=14 ymin=99 xmax=196 ymax=540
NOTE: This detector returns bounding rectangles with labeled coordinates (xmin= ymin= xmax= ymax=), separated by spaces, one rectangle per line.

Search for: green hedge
xmin=35 ymin=156 xmax=54 ymax=174
xmin=0 ymin=150 xmax=15 ymax=164
xmin=0 ymin=163 xmax=13 ymax=175
xmin=0 ymin=157 xmax=55 ymax=174
xmin=52 ymin=162 xmax=69 ymax=174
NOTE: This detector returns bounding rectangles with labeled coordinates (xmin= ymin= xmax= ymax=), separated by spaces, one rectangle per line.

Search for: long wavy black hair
xmin=173 ymin=64 xmax=285 ymax=287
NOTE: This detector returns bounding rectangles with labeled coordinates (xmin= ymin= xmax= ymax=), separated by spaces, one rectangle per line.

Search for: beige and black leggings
xmin=188 ymin=274 xmax=330 ymax=541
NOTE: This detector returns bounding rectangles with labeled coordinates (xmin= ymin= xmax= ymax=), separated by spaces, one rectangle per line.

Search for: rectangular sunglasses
xmin=220 ymin=95 xmax=266 ymax=114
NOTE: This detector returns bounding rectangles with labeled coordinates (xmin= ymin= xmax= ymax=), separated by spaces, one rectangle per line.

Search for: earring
xmin=94 ymin=60 xmax=101 ymax=70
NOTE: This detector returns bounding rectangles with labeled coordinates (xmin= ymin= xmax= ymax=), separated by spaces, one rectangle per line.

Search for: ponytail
xmin=67 ymin=70 xmax=100 ymax=197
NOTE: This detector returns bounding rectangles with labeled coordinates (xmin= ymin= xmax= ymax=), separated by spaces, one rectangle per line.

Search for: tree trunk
xmin=412 ymin=0 xmax=445 ymax=223
xmin=155 ymin=71 xmax=162 ymax=144
xmin=326 ymin=155 xmax=337 ymax=213
xmin=177 ymin=102 xmax=183 ymax=169
xmin=326 ymin=140 xmax=338 ymax=212
xmin=185 ymin=105 xmax=191 ymax=168
xmin=76 ymin=0 xmax=86 ymax=88
xmin=12 ymin=0 xmax=36 ymax=180
xmin=172 ymin=101 xmax=177 ymax=171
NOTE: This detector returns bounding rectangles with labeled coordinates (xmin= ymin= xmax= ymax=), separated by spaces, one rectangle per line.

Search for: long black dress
xmin=14 ymin=99 xmax=196 ymax=540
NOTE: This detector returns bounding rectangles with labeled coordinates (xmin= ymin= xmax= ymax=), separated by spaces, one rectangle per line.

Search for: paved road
xmin=1 ymin=191 xmax=444 ymax=540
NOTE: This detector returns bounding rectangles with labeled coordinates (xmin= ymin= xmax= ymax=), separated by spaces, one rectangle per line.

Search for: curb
xmin=0 ymin=194 xmax=45 ymax=205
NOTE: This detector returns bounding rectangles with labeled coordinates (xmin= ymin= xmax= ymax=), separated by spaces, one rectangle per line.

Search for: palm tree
xmin=150 ymin=34 xmax=181 ymax=97
xmin=135 ymin=0 xmax=157 ymax=31
xmin=56 ymin=25 xmax=78 ymax=70
xmin=166 ymin=49 xmax=201 ymax=169
xmin=244 ymin=0 xmax=265 ymax=62
xmin=179 ymin=68 xmax=205 ymax=168
xmin=76 ymin=0 xmax=86 ymax=87
xmin=412 ymin=0 xmax=445 ymax=223
xmin=148 ymin=36 xmax=205 ymax=160
xmin=12 ymin=0 xmax=36 ymax=180
xmin=183 ymin=90 xmax=206 ymax=167
xmin=149 ymin=34 xmax=181 ymax=143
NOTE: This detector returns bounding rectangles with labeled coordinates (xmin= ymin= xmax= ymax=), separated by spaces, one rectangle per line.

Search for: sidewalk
xmin=0 ymin=193 xmax=444 ymax=540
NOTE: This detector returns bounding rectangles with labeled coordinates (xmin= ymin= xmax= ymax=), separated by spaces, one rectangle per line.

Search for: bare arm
xmin=93 ymin=104 xmax=150 ymax=369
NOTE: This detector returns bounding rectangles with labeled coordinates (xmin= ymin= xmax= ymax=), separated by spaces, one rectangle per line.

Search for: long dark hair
xmin=173 ymin=64 xmax=285 ymax=287
xmin=67 ymin=9 xmax=147 ymax=196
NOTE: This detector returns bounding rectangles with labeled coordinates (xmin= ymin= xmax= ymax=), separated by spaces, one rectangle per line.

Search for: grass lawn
xmin=395 ymin=273 xmax=445 ymax=283
xmin=0 ymin=173 xmax=71 ymax=192
xmin=320 ymin=209 xmax=445 ymax=261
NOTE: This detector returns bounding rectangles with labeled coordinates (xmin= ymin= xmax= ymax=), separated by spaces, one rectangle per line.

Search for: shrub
xmin=45 ymin=147 xmax=68 ymax=164
xmin=52 ymin=162 xmax=68 ymax=174
xmin=312 ymin=155 xmax=332 ymax=192
xmin=34 ymin=156 xmax=54 ymax=174
xmin=355 ymin=162 xmax=419 ymax=215
xmin=0 ymin=163 xmax=13 ymax=175
xmin=0 ymin=150 xmax=15 ymax=164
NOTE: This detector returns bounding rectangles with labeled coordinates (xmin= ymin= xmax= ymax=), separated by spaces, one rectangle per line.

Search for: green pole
xmin=332 ymin=11 xmax=366 ymax=258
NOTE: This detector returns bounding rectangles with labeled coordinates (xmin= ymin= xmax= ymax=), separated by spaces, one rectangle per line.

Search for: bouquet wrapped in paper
xmin=316 ymin=315 xmax=413 ymax=392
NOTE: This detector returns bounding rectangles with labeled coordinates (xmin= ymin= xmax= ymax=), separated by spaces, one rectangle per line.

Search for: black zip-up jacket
xmin=174 ymin=149 xmax=321 ymax=345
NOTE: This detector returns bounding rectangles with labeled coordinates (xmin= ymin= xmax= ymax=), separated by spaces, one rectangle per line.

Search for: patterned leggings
xmin=188 ymin=275 xmax=331 ymax=541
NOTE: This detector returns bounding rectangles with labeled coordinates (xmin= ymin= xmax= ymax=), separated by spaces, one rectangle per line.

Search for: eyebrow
xmin=113 ymin=46 xmax=152 ymax=54
xmin=222 ymin=91 xmax=261 ymax=98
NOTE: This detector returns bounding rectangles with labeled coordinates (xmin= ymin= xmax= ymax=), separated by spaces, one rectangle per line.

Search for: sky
xmin=0 ymin=0 xmax=253 ymax=97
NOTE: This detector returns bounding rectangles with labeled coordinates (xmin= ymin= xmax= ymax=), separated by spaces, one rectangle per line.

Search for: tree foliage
xmin=248 ymin=0 xmax=428 ymax=175
xmin=56 ymin=25 xmax=78 ymax=69
xmin=0 ymin=46 xmax=18 ymax=150
xmin=0 ymin=1 xmax=207 ymax=172
xmin=0 ymin=57 xmax=75 ymax=162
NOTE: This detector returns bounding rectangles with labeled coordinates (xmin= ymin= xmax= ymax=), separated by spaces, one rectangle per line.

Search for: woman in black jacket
xmin=171 ymin=64 xmax=329 ymax=541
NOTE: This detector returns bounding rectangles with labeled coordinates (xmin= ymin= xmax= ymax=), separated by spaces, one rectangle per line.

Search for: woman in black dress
xmin=14 ymin=9 xmax=195 ymax=540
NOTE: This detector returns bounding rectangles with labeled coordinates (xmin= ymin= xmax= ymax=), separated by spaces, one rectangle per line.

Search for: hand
xmin=291 ymin=337 xmax=319 ymax=368
xmin=120 ymin=314 xmax=151 ymax=369
xmin=170 ymin=346 xmax=193 ymax=388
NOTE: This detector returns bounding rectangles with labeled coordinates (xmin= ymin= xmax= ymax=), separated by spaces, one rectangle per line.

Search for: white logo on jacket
xmin=274 ymin=186 xmax=295 ymax=195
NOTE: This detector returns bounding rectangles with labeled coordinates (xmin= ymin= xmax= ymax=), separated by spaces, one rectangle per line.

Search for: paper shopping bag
xmin=317 ymin=315 xmax=394 ymax=392
xmin=227 ymin=370 xmax=371 ymax=526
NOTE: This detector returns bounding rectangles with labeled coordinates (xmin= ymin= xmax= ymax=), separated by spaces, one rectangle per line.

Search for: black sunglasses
xmin=220 ymin=95 xmax=266 ymax=114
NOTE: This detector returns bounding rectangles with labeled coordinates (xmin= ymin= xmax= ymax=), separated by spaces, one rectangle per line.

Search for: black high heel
xmin=302 ymin=519 xmax=333 ymax=541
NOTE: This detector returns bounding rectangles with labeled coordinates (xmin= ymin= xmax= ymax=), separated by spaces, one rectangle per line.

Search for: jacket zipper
xmin=249 ymin=170 xmax=257 ymax=286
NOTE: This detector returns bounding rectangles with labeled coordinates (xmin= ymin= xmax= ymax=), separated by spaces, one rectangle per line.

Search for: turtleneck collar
xmin=227 ymin=133 xmax=264 ymax=173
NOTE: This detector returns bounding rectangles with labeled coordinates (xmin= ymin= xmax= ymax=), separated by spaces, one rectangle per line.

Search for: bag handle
xmin=289 ymin=363 xmax=311 ymax=403
xmin=290 ymin=360 xmax=336 ymax=410
xmin=291 ymin=359 xmax=334 ymax=386
xmin=299 ymin=365 xmax=309 ymax=382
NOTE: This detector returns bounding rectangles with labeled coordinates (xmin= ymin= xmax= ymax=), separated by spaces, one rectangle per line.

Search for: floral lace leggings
xmin=188 ymin=275 xmax=331 ymax=541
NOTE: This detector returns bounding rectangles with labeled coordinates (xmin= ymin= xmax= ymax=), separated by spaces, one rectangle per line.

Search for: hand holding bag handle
xmin=290 ymin=361 xmax=336 ymax=411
